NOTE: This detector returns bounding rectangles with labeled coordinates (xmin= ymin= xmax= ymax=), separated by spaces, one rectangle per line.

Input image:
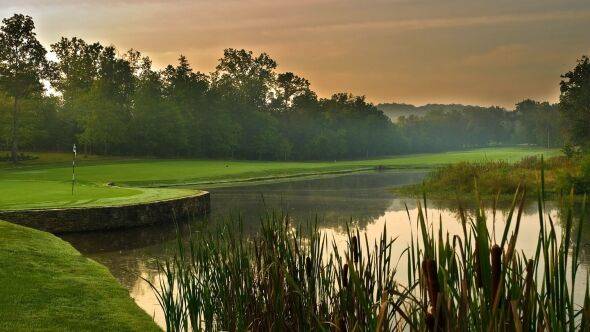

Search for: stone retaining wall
xmin=0 ymin=191 xmax=210 ymax=233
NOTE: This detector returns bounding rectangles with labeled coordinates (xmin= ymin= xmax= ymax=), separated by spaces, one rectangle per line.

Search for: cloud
xmin=292 ymin=10 xmax=590 ymax=33
xmin=1 ymin=0 xmax=589 ymax=107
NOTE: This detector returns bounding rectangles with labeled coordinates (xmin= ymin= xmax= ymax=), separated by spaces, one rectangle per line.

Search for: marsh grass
xmin=149 ymin=168 xmax=590 ymax=331
xmin=397 ymin=155 xmax=576 ymax=198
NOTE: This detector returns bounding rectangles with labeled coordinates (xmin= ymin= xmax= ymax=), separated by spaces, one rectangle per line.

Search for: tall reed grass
xmin=148 ymin=172 xmax=590 ymax=331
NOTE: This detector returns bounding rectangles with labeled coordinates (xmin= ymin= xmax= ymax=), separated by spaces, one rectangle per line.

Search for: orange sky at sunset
xmin=1 ymin=0 xmax=589 ymax=108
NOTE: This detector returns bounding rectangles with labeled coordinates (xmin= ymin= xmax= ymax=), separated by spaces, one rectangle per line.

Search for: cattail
xmin=422 ymin=258 xmax=440 ymax=310
xmin=522 ymin=259 xmax=534 ymax=327
xmin=425 ymin=309 xmax=435 ymax=332
xmin=351 ymin=236 xmax=359 ymax=263
xmin=342 ymin=263 xmax=349 ymax=288
xmin=491 ymin=244 xmax=502 ymax=304
xmin=305 ymin=256 xmax=313 ymax=280
xmin=459 ymin=276 xmax=469 ymax=330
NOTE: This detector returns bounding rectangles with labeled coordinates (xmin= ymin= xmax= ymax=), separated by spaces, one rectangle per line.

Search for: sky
xmin=1 ymin=0 xmax=589 ymax=108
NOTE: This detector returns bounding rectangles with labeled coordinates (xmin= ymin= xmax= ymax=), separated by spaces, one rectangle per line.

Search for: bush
xmin=420 ymin=161 xmax=530 ymax=196
xmin=403 ymin=155 xmax=574 ymax=198
xmin=558 ymin=154 xmax=590 ymax=194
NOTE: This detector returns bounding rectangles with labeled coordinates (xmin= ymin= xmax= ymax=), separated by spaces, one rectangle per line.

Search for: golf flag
xmin=72 ymin=144 xmax=76 ymax=195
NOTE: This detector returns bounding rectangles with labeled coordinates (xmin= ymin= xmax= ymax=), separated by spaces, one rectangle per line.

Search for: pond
xmin=59 ymin=170 xmax=590 ymax=328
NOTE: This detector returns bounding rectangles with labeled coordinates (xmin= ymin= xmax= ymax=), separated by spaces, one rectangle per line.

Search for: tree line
xmin=397 ymin=100 xmax=562 ymax=152
xmin=0 ymin=14 xmax=583 ymax=162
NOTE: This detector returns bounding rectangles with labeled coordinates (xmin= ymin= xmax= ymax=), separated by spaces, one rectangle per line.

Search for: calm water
xmin=59 ymin=171 xmax=590 ymax=327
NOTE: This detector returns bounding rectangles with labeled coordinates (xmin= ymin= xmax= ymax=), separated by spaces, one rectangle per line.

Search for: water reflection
xmin=59 ymin=171 xmax=590 ymax=329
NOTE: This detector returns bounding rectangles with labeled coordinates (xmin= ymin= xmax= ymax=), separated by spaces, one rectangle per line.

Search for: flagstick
xmin=72 ymin=144 xmax=76 ymax=195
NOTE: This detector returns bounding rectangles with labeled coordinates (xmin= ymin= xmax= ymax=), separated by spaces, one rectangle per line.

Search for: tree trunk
xmin=11 ymin=96 xmax=19 ymax=164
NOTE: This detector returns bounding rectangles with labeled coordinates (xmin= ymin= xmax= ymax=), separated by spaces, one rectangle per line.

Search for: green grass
xmin=0 ymin=180 xmax=198 ymax=210
xmin=397 ymin=155 xmax=576 ymax=199
xmin=0 ymin=220 xmax=160 ymax=331
xmin=0 ymin=147 xmax=559 ymax=210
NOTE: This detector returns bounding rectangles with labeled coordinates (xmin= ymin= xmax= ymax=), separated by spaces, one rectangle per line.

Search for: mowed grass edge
xmin=0 ymin=220 xmax=160 ymax=331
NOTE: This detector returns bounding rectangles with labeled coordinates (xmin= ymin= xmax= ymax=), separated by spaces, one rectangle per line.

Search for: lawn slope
xmin=0 ymin=221 xmax=160 ymax=331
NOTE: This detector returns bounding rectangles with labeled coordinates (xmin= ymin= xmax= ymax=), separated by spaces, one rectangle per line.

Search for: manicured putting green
xmin=0 ymin=220 xmax=159 ymax=331
xmin=0 ymin=180 xmax=197 ymax=210
xmin=0 ymin=147 xmax=559 ymax=210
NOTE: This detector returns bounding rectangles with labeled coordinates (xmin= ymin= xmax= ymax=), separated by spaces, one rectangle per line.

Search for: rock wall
xmin=0 ymin=191 xmax=210 ymax=233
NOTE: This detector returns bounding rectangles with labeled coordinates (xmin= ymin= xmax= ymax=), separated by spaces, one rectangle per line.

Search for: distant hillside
xmin=376 ymin=103 xmax=494 ymax=122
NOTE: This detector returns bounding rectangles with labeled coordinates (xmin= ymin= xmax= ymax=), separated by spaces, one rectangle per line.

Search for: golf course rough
xmin=0 ymin=220 xmax=160 ymax=331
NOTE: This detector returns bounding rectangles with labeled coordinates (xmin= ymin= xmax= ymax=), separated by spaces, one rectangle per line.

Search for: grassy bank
xmin=0 ymin=147 xmax=558 ymax=210
xmin=396 ymin=155 xmax=574 ymax=199
xmin=0 ymin=220 xmax=159 ymax=331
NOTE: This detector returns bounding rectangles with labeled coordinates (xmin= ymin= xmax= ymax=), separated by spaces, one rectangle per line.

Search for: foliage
xmin=560 ymin=55 xmax=590 ymax=148
xmin=0 ymin=152 xmax=37 ymax=162
xmin=558 ymin=154 xmax=590 ymax=195
xmin=0 ymin=15 xmax=576 ymax=161
xmin=0 ymin=14 xmax=52 ymax=162
xmin=397 ymin=101 xmax=563 ymax=153
xmin=562 ymin=142 xmax=580 ymax=159
xmin=400 ymin=155 xmax=576 ymax=198
xmin=150 ymin=183 xmax=590 ymax=331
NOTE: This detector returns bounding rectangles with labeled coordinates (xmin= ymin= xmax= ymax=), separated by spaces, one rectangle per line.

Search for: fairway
xmin=0 ymin=147 xmax=559 ymax=210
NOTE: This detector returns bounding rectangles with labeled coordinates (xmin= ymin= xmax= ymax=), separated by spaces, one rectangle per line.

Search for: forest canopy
xmin=0 ymin=14 xmax=571 ymax=161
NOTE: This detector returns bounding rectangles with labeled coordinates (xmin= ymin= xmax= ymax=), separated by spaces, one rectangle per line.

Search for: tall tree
xmin=162 ymin=55 xmax=209 ymax=155
xmin=514 ymin=99 xmax=560 ymax=147
xmin=51 ymin=37 xmax=102 ymax=100
xmin=0 ymin=14 xmax=51 ymax=163
xmin=275 ymin=72 xmax=310 ymax=111
xmin=213 ymin=49 xmax=277 ymax=111
xmin=560 ymin=55 xmax=590 ymax=147
xmin=51 ymin=37 xmax=103 ymax=151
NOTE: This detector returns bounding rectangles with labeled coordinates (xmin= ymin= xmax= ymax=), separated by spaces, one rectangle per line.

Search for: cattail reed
xmin=305 ymin=256 xmax=312 ymax=280
xmin=351 ymin=235 xmax=359 ymax=263
xmin=149 ymin=176 xmax=589 ymax=332
xmin=491 ymin=244 xmax=502 ymax=304
xmin=422 ymin=258 xmax=440 ymax=310
xmin=522 ymin=259 xmax=534 ymax=328
xmin=342 ymin=263 xmax=349 ymax=288
xmin=425 ymin=310 xmax=435 ymax=332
